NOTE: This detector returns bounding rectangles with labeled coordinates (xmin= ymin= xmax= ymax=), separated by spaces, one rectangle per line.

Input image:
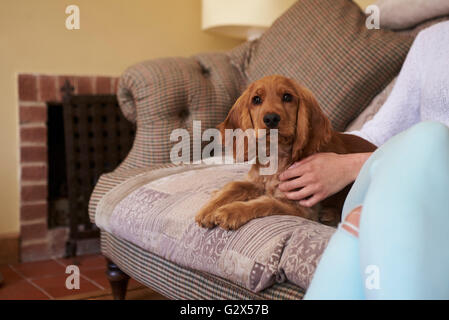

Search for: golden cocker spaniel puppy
xmin=195 ymin=75 xmax=376 ymax=230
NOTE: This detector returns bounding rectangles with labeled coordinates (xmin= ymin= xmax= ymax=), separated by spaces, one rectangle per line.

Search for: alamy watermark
xmin=365 ymin=264 xmax=380 ymax=290
xmin=65 ymin=265 xmax=80 ymax=290
xmin=65 ymin=5 xmax=80 ymax=30
xmin=64 ymin=5 xmax=380 ymax=32
xmin=170 ymin=121 xmax=279 ymax=175
xmin=365 ymin=5 xmax=380 ymax=30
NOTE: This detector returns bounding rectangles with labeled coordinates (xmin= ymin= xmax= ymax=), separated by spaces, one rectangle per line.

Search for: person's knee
xmin=372 ymin=121 xmax=449 ymax=179
xmin=410 ymin=121 xmax=449 ymax=145
xmin=399 ymin=122 xmax=449 ymax=156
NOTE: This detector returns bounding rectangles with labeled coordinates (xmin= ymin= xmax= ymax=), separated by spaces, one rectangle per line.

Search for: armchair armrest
xmin=116 ymin=52 xmax=245 ymax=169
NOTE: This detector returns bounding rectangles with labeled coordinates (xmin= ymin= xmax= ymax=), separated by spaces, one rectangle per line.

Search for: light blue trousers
xmin=304 ymin=121 xmax=449 ymax=299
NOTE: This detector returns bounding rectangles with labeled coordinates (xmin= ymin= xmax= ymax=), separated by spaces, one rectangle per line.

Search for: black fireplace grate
xmin=62 ymin=82 xmax=135 ymax=256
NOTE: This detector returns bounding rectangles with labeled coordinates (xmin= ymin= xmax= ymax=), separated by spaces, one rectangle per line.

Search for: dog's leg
xmin=213 ymin=195 xmax=315 ymax=230
xmin=195 ymin=181 xmax=263 ymax=228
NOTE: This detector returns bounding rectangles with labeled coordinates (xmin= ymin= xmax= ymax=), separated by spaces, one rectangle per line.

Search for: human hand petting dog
xmin=279 ymin=152 xmax=372 ymax=207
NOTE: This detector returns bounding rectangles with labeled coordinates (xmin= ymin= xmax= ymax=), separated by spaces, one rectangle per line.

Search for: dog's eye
xmin=252 ymin=96 xmax=262 ymax=105
xmin=282 ymin=93 xmax=293 ymax=103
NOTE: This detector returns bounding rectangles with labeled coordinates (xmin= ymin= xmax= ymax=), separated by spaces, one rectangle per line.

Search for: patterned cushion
xmin=231 ymin=0 xmax=413 ymax=131
xmin=90 ymin=165 xmax=307 ymax=298
xmin=92 ymin=162 xmax=335 ymax=292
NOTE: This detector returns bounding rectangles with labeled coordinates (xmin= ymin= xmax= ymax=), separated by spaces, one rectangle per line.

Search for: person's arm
xmin=279 ymin=152 xmax=371 ymax=207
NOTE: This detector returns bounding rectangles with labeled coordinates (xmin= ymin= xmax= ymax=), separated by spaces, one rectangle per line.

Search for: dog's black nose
xmin=263 ymin=113 xmax=281 ymax=128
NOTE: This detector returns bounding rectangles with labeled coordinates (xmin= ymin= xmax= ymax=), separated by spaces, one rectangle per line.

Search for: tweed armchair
xmin=88 ymin=51 xmax=310 ymax=299
xmin=89 ymin=0 xmax=417 ymax=299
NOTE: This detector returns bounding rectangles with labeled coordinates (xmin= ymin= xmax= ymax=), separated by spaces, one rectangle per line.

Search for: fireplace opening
xmin=46 ymin=86 xmax=136 ymax=256
xmin=47 ymin=102 xmax=69 ymax=228
xmin=18 ymin=74 xmax=125 ymax=262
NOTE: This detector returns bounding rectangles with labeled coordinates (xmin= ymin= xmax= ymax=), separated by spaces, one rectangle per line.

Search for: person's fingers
xmin=279 ymin=164 xmax=309 ymax=181
xmin=287 ymin=161 xmax=300 ymax=170
xmin=285 ymin=185 xmax=317 ymax=201
xmin=278 ymin=175 xmax=311 ymax=192
xmin=297 ymin=154 xmax=315 ymax=165
xmin=299 ymin=193 xmax=323 ymax=207
xmin=287 ymin=155 xmax=314 ymax=170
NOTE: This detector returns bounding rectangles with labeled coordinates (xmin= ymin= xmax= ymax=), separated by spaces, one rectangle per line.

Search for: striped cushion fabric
xmin=233 ymin=0 xmax=414 ymax=131
xmin=101 ymin=230 xmax=305 ymax=299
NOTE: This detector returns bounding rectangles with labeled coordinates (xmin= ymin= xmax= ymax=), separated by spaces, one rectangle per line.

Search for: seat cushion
xmin=101 ymin=230 xmax=305 ymax=299
xmin=92 ymin=162 xmax=335 ymax=292
xmin=231 ymin=0 xmax=413 ymax=131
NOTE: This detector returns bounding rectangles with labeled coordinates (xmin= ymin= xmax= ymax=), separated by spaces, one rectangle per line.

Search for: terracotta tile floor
xmin=0 ymin=254 xmax=151 ymax=300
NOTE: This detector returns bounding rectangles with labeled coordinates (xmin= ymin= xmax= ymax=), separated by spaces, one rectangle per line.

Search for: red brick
xmin=19 ymin=106 xmax=47 ymax=124
xmin=95 ymin=76 xmax=111 ymax=94
xmin=18 ymin=74 xmax=37 ymax=101
xmin=20 ymin=146 xmax=47 ymax=163
xmin=39 ymin=75 xmax=57 ymax=102
xmin=112 ymin=78 xmax=119 ymax=94
xmin=20 ymin=126 xmax=47 ymax=143
xmin=21 ymin=185 xmax=47 ymax=202
xmin=21 ymin=203 xmax=48 ymax=221
xmin=21 ymin=242 xmax=51 ymax=262
xmin=77 ymin=77 xmax=93 ymax=94
xmin=21 ymin=222 xmax=48 ymax=242
xmin=21 ymin=165 xmax=47 ymax=181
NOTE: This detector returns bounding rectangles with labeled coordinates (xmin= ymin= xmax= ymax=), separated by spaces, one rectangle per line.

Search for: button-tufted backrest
xmin=117 ymin=51 xmax=246 ymax=168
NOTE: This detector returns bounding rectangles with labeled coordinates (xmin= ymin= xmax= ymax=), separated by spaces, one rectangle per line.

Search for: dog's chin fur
xmin=254 ymin=130 xmax=295 ymax=160
xmin=250 ymin=140 xmax=297 ymax=198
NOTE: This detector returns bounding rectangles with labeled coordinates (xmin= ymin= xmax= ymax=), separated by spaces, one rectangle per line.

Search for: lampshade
xmin=202 ymin=0 xmax=297 ymax=40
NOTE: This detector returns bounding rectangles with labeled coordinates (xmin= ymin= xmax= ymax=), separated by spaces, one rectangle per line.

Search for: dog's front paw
xmin=195 ymin=209 xmax=217 ymax=229
xmin=213 ymin=207 xmax=249 ymax=231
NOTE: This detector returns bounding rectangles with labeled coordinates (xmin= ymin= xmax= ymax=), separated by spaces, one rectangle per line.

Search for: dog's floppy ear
xmin=217 ymin=86 xmax=254 ymax=144
xmin=291 ymin=82 xmax=332 ymax=161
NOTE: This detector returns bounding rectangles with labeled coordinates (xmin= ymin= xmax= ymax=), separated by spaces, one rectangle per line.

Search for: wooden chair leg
xmin=106 ymin=259 xmax=130 ymax=300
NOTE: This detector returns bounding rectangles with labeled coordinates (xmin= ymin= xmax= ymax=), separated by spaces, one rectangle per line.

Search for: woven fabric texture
xmin=101 ymin=231 xmax=305 ymax=299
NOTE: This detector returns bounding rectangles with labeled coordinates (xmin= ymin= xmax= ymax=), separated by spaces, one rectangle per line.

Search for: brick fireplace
xmin=18 ymin=74 xmax=119 ymax=262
